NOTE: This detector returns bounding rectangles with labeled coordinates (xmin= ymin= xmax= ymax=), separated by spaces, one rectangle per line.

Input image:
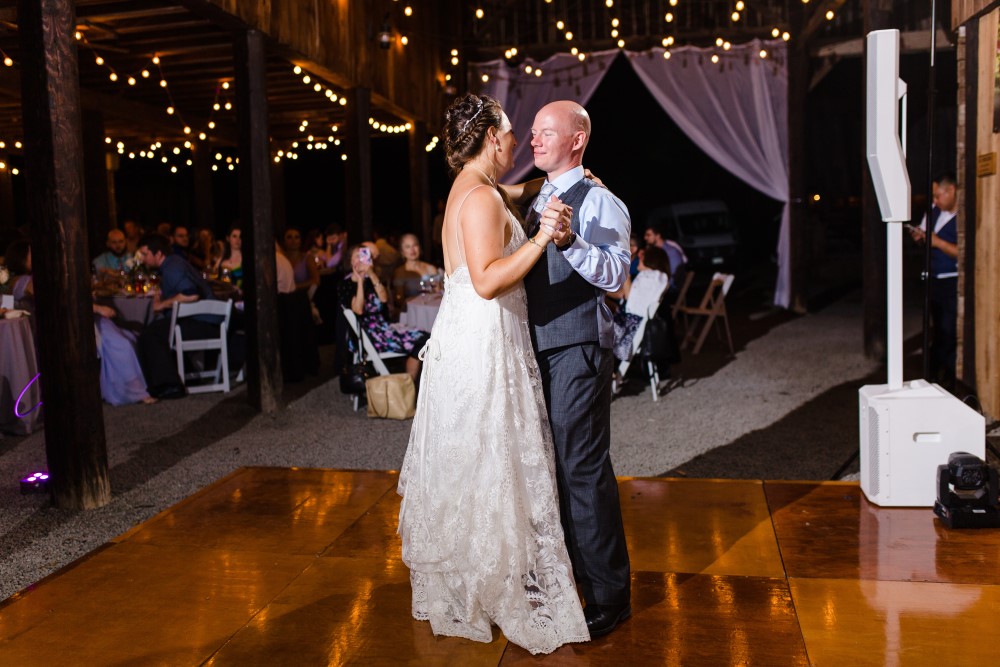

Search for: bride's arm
xmin=462 ymin=188 xmax=562 ymax=300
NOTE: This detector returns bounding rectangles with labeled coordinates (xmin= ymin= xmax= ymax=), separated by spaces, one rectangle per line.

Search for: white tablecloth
xmin=398 ymin=293 xmax=442 ymax=332
xmin=0 ymin=316 xmax=42 ymax=435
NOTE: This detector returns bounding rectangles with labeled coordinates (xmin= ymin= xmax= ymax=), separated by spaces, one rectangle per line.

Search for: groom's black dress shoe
xmin=584 ymin=603 xmax=632 ymax=638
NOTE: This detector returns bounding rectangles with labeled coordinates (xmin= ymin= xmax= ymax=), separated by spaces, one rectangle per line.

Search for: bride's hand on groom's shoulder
xmin=584 ymin=168 xmax=605 ymax=188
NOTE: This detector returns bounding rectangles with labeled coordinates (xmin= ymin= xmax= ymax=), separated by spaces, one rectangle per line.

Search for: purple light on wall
xmin=15 ymin=372 xmax=42 ymax=418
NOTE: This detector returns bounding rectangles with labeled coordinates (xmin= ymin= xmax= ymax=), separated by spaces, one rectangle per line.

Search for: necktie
xmin=526 ymin=182 xmax=557 ymax=237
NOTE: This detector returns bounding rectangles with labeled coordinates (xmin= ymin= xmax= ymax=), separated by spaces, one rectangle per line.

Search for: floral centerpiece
xmin=121 ymin=250 xmax=147 ymax=294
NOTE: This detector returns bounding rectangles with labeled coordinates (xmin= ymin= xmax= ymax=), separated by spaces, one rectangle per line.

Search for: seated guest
xmin=392 ymin=233 xmax=442 ymax=302
xmin=276 ymin=240 xmax=295 ymax=294
xmin=93 ymin=303 xmax=157 ymax=405
xmin=156 ymin=222 xmax=173 ymax=238
xmin=93 ymin=229 xmax=130 ymax=275
xmin=188 ymin=227 xmax=214 ymax=271
xmin=372 ymin=228 xmax=401 ymax=286
xmin=276 ymin=241 xmax=319 ymax=381
xmin=4 ymin=239 xmax=34 ymax=312
xmin=610 ymin=245 xmax=671 ymax=362
xmin=628 ymin=233 xmax=641 ymax=280
xmin=282 ymin=226 xmax=320 ymax=292
xmin=311 ymin=224 xmax=347 ymax=274
xmin=339 ymin=245 xmax=428 ymax=383
xmin=212 ymin=226 xmax=243 ymax=288
xmin=171 ymin=225 xmax=191 ymax=261
xmin=136 ymin=233 xmax=219 ymax=399
xmin=7 ymin=239 xmax=155 ymax=405
xmin=311 ymin=225 xmax=349 ymax=346
xmin=644 ymin=222 xmax=687 ymax=276
xmin=324 ymin=224 xmax=349 ymax=274
xmin=123 ymin=219 xmax=143 ymax=255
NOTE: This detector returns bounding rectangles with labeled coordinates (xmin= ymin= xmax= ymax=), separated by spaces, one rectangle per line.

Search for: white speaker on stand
xmin=861 ymin=29 xmax=984 ymax=507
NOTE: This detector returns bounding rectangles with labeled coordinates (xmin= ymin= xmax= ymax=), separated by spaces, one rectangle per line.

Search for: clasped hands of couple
xmin=528 ymin=167 xmax=605 ymax=249
xmin=532 ymin=195 xmax=574 ymax=249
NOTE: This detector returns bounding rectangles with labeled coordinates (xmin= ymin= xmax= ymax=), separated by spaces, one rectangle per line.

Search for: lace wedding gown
xmin=398 ymin=211 xmax=589 ymax=655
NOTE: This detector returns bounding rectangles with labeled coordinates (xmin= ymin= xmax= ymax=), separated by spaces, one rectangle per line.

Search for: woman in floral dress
xmin=338 ymin=245 xmax=429 ymax=382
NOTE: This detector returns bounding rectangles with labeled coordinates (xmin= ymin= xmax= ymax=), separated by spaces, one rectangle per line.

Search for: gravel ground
xmin=0 ymin=291 xmax=887 ymax=602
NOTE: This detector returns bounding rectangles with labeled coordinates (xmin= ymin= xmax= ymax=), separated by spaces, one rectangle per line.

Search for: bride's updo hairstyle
xmin=443 ymin=93 xmax=503 ymax=176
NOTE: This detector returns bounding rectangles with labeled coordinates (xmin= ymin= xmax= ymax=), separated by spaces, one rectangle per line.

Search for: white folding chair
xmin=612 ymin=285 xmax=669 ymax=401
xmin=169 ymin=299 xmax=233 ymax=394
xmin=342 ymin=307 xmax=406 ymax=411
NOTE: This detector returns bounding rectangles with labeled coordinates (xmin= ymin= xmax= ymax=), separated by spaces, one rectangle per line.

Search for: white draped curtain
xmin=628 ymin=40 xmax=790 ymax=307
xmin=472 ymin=50 xmax=619 ymax=184
xmin=471 ymin=40 xmax=790 ymax=307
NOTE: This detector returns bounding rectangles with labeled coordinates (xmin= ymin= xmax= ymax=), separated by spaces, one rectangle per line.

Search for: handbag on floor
xmin=366 ymin=373 xmax=416 ymax=419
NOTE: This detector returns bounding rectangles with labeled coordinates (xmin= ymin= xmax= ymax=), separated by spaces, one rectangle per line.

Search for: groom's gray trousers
xmin=536 ymin=342 xmax=631 ymax=607
xmin=525 ymin=175 xmax=630 ymax=607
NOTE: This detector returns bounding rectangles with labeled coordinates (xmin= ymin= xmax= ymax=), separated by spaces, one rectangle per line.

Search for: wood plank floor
xmin=1 ymin=468 xmax=998 ymax=665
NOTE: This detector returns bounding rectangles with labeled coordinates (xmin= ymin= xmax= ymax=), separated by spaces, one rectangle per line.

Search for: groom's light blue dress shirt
xmin=542 ymin=165 xmax=631 ymax=294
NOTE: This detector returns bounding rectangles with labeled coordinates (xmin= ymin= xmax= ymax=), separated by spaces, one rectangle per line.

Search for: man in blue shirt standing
xmin=519 ymin=100 xmax=632 ymax=639
xmin=909 ymin=172 xmax=959 ymax=387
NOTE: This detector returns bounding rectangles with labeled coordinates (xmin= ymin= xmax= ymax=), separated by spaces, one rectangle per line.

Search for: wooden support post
xmin=409 ymin=121 xmax=431 ymax=252
xmin=82 ymin=109 xmax=113 ymax=260
xmin=344 ymin=87 xmax=373 ymax=243
xmin=18 ymin=0 xmax=110 ymax=510
xmin=861 ymin=0 xmax=894 ymax=360
xmin=234 ymin=28 xmax=282 ymax=413
xmin=959 ymin=21 xmax=978 ymax=387
xmin=191 ymin=141 xmax=215 ymax=233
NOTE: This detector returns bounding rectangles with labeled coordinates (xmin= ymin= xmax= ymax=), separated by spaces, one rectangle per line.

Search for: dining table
xmin=0 ymin=314 xmax=42 ymax=435
xmin=398 ymin=292 xmax=443 ymax=332
xmin=96 ymin=292 xmax=157 ymax=330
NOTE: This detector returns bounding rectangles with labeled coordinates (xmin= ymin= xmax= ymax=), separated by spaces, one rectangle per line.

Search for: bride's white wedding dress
xmin=398 ymin=204 xmax=589 ymax=655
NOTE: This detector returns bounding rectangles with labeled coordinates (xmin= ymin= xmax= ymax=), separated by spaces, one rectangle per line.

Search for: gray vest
xmin=524 ymin=178 xmax=606 ymax=352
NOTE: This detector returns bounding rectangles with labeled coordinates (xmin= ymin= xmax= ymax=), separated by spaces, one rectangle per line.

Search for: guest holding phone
xmin=339 ymin=244 xmax=429 ymax=382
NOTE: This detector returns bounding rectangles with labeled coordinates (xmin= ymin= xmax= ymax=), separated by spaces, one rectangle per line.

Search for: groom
xmin=522 ymin=100 xmax=632 ymax=638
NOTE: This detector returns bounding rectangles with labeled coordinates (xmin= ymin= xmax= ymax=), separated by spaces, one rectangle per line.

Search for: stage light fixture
xmin=934 ymin=452 xmax=1000 ymax=528
xmin=20 ymin=472 xmax=49 ymax=494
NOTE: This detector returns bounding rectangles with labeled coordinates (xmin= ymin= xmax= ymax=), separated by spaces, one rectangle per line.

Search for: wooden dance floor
xmin=2 ymin=468 xmax=999 ymax=665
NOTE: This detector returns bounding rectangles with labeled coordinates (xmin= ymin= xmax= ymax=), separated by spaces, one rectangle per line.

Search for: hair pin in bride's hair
xmin=461 ymin=97 xmax=484 ymax=134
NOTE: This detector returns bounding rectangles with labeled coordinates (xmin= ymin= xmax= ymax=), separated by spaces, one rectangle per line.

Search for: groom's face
xmin=530 ymin=108 xmax=579 ymax=177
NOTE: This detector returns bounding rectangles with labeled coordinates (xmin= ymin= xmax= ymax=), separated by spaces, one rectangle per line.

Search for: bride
xmin=397 ymin=94 xmax=590 ymax=654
